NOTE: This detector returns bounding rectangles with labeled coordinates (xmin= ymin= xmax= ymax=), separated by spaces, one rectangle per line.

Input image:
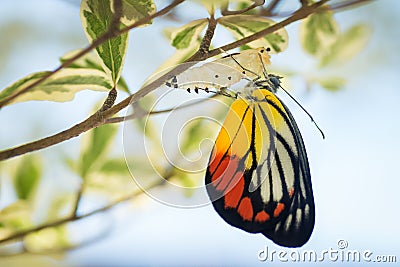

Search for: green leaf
xmin=60 ymin=50 xmax=104 ymax=71
xmin=81 ymin=0 xmax=129 ymax=83
xmin=319 ymin=24 xmax=371 ymax=67
xmin=60 ymin=50 xmax=131 ymax=93
xmin=198 ymin=0 xmax=225 ymax=15
xmin=45 ymin=193 xmax=75 ymax=221
xmin=300 ymin=7 xmax=339 ymax=57
xmin=119 ymin=0 xmax=156 ymax=25
xmin=316 ymin=76 xmax=346 ymax=91
xmin=79 ymin=123 xmax=118 ymax=179
xmin=117 ymin=76 xmax=131 ymax=94
xmin=99 ymin=158 xmax=130 ymax=175
xmin=0 ymin=69 xmax=113 ymax=106
xmin=170 ymin=19 xmax=208 ymax=49
xmin=170 ymin=168 xmax=202 ymax=198
xmin=14 ymin=156 xmax=42 ymax=200
xmin=233 ymin=1 xmax=258 ymax=15
xmin=218 ymin=15 xmax=289 ymax=53
xmin=0 ymin=201 xmax=33 ymax=231
xmin=24 ymin=226 xmax=70 ymax=253
xmin=180 ymin=119 xmax=209 ymax=153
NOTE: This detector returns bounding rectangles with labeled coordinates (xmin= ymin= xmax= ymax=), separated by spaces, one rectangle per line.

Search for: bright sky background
xmin=1 ymin=0 xmax=400 ymax=266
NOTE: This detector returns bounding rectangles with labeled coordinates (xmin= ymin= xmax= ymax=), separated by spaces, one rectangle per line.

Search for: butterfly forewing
xmin=205 ymin=88 xmax=315 ymax=247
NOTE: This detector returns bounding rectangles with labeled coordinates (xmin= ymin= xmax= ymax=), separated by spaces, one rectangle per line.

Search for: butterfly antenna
xmin=259 ymin=51 xmax=270 ymax=79
xmin=278 ymin=84 xmax=325 ymax=139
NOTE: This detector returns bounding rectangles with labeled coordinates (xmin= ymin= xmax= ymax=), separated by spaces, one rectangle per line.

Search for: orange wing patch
xmin=255 ymin=211 xmax=270 ymax=223
xmin=237 ymin=197 xmax=253 ymax=221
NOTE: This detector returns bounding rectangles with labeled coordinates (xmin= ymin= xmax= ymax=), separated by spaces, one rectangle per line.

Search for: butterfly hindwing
xmin=205 ymin=88 xmax=315 ymax=247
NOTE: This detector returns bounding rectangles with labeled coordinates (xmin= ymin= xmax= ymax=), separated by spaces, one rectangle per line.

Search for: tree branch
xmin=199 ymin=15 xmax=217 ymax=56
xmin=0 ymin=177 xmax=166 ymax=245
xmin=0 ymin=0 xmax=185 ymax=109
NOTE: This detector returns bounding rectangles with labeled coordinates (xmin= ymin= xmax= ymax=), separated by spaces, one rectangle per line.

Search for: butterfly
xmin=205 ymin=77 xmax=315 ymax=247
xmin=165 ymin=47 xmax=317 ymax=247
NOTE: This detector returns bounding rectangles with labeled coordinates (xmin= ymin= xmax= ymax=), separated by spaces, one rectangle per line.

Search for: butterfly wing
xmin=205 ymin=88 xmax=315 ymax=247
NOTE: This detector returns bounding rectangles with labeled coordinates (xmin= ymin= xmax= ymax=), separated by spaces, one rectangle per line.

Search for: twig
xmin=330 ymin=0 xmax=374 ymax=11
xmin=0 ymin=177 xmax=166 ymax=245
xmin=0 ymin=218 xmax=112 ymax=257
xmin=260 ymin=0 xmax=281 ymax=16
xmin=0 ymin=0 xmax=185 ymax=109
xmin=221 ymin=0 xmax=265 ymax=16
xmin=112 ymin=0 xmax=124 ymax=29
xmin=71 ymin=184 xmax=84 ymax=217
xmin=262 ymin=0 xmax=372 ymax=17
xmin=265 ymin=0 xmax=281 ymax=12
xmin=212 ymin=0 xmax=329 ymax=56
xmin=299 ymin=0 xmax=309 ymax=7
xmin=199 ymin=15 xmax=217 ymax=56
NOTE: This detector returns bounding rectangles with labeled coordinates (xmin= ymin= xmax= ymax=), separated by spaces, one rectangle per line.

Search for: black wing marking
xmin=261 ymin=98 xmax=315 ymax=247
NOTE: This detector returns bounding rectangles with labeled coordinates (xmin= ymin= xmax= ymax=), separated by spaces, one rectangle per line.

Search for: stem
xmin=221 ymin=0 xmax=265 ymax=16
xmin=72 ymin=184 xmax=84 ymax=217
xmin=330 ymin=0 xmax=374 ymax=11
xmin=0 ymin=176 xmax=168 ymax=245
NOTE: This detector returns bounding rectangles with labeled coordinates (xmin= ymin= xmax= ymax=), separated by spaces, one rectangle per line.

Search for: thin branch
xmin=262 ymin=0 xmax=372 ymax=17
xmin=71 ymin=184 xmax=84 ymax=217
xmin=0 ymin=219 xmax=112 ymax=257
xmin=118 ymin=1 xmax=186 ymax=36
xmin=265 ymin=0 xmax=281 ymax=12
xmin=330 ymin=0 xmax=374 ymax=11
xmin=0 ymin=0 xmax=185 ymax=109
xmin=199 ymin=15 xmax=217 ymax=56
xmin=299 ymin=0 xmax=309 ymax=7
xmin=221 ymin=0 xmax=265 ymax=16
xmin=0 ymin=177 xmax=166 ymax=245
xmin=112 ymin=0 xmax=124 ymax=28
xmin=213 ymin=0 xmax=329 ymax=55
xmin=0 ymin=109 xmax=104 ymax=161
xmin=260 ymin=0 xmax=281 ymax=16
